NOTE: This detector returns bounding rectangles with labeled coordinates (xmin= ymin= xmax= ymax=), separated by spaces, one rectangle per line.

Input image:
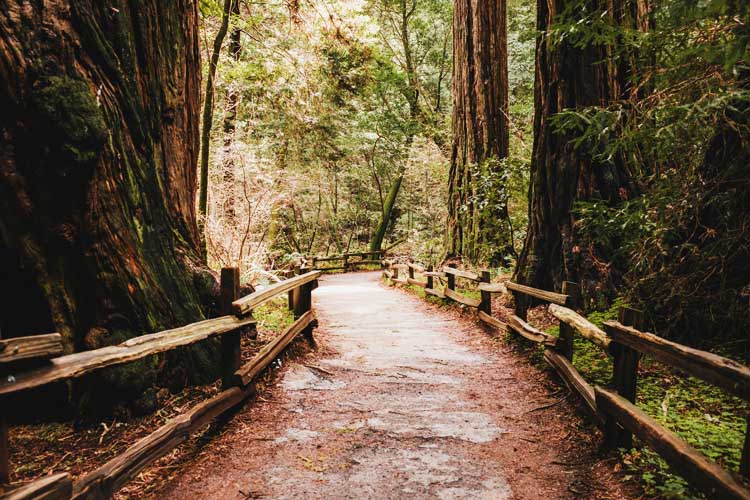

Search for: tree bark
xmin=447 ymin=0 xmax=509 ymax=263
xmin=0 ymin=0 xmax=216 ymax=401
xmin=514 ymin=0 xmax=646 ymax=307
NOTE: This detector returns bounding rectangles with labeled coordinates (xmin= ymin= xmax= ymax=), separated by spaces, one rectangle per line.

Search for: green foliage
xmin=625 ymin=447 xmax=697 ymax=500
xmin=320 ymin=41 xmax=376 ymax=104
xmin=546 ymin=0 xmax=750 ymax=342
xmin=253 ymin=296 xmax=295 ymax=332
xmin=199 ymin=0 xmax=456 ymax=269
xmin=621 ymin=364 xmax=747 ymax=500
xmin=464 ymin=158 xmax=516 ymax=265
xmin=507 ymin=0 xmax=536 ymax=100
xmin=549 ymin=304 xmax=748 ymax=500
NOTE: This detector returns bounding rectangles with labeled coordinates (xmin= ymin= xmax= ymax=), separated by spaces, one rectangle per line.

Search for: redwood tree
xmin=447 ymin=0 xmax=509 ymax=263
xmin=0 ymin=1 xmax=215 ymax=375
xmin=514 ymin=0 xmax=647 ymax=306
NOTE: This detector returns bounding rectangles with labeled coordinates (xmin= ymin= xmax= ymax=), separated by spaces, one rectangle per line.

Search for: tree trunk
xmin=514 ymin=0 xmax=645 ymax=308
xmin=369 ymin=174 xmax=403 ymax=252
xmin=198 ymin=0 xmax=232 ymax=250
xmin=0 ymin=0 xmax=216 ymax=407
xmin=222 ymin=0 xmax=241 ymax=226
xmin=447 ymin=0 xmax=509 ymax=263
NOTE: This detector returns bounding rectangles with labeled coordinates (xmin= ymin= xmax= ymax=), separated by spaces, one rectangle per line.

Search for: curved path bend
xmin=162 ymin=272 xmax=633 ymax=500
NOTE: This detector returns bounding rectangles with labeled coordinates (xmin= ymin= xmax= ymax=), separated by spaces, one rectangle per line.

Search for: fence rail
xmin=0 ymin=334 xmax=63 ymax=365
xmin=304 ymin=251 xmax=385 ymax=272
xmin=382 ymin=259 xmax=750 ymax=500
xmin=0 ymin=267 xmax=320 ymax=500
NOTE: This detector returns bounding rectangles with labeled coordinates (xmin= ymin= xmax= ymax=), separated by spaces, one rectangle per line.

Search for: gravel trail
xmin=161 ymin=271 xmax=634 ymax=500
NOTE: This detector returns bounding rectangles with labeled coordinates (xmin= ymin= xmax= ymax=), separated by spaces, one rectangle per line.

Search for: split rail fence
xmin=0 ymin=267 xmax=321 ymax=500
xmin=383 ymin=260 xmax=750 ymax=500
xmin=303 ymin=251 xmax=385 ymax=273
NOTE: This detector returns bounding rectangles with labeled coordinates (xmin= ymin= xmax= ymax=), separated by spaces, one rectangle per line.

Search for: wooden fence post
xmin=220 ymin=267 xmax=241 ymax=389
xmin=447 ymin=263 xmax=456 ymax=292
xmin=392 ymin=264 xmax=399 ymax=280
xmin=513 ymin=291 xmax=526 ymax=320
xmin=293 ymin=281 xmax=315 ymax=342
xmin=479 ymin=270 xmax=491 ymax=315
xmin=408 ymin=260 xmax=415 ymax=281
xmin=289 ymin=265 xmax=301 ymax=311
xmin=604 ymin=306 xmax=644 ymax=448
xmin=342 ymin=254 xmax=349 ymax=273
xmin=558 ymin=281 xmax=580 ymax=361
xmin=426 ymin=265 xmax=434 ymax=290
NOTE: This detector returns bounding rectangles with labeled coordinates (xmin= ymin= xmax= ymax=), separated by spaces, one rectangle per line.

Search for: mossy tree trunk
xmin=447 ymin=0 xmax=510 ymax=264
xmin=0 ymin=0 xmax=218 ymax=406
xmin=514 ymin=0 xmax=646 ymax=308
xmin=369 ymin=174 xmax=403 ymax=253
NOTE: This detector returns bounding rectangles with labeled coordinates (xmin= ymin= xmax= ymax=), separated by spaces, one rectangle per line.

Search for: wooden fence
xmin=0 ymin=267 xmax=321 ymax=500
xmin=304 ymin=251 xmax=385 ymax=272
xmin=383 ymin=260 xmax=750 ymax=500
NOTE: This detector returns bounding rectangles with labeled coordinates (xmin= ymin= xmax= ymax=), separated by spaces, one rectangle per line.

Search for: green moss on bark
xmin=31 ymin=76 xmax=106 ymax=166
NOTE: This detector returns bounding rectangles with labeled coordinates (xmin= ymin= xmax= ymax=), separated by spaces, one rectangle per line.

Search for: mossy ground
xmin=554 ymin=304 xmax=748 ymax=499
xmin=253 ymin=295 xmax=295 ymax=332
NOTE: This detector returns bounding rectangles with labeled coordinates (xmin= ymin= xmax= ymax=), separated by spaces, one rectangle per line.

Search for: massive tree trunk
xmin=0 ymin=1 xmax=216 ymax=406
xmin=514 ymin=0 xmax=646 ymax=308
xmin=447 ymin=0 xmax=509 ymax=263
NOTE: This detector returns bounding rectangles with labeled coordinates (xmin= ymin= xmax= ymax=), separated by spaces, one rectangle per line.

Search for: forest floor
xmin=156 ymin=271 xmax=637 ymax=500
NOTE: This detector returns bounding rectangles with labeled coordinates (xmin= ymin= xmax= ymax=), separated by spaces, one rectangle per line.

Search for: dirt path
xmin=161 ymin=272 xmax=634 ymax=500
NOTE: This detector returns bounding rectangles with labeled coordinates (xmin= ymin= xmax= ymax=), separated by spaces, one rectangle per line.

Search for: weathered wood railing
xmin=382 ymin=260 xmax=750 ymax=500
xmin=305 ymin=251 xmax=385 ymax=272
xmin=0 ymin=268 xmax=321 ymax=500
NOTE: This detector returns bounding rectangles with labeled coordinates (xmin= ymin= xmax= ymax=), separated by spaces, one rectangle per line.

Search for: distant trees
xmin=447 ymin=0 xmax=510 ymax=264
xmin=222 ymin=0 xmax=243 ymax=226
xmin=199 ymin=0 xmax=234 ymax=254
xmin=368 ymin=0 xmax=417 ymax=254
xmin=192 ymin=0 xmax=452 ymax=266
xmin=369 ymin=0 xmax=452 ymax=253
